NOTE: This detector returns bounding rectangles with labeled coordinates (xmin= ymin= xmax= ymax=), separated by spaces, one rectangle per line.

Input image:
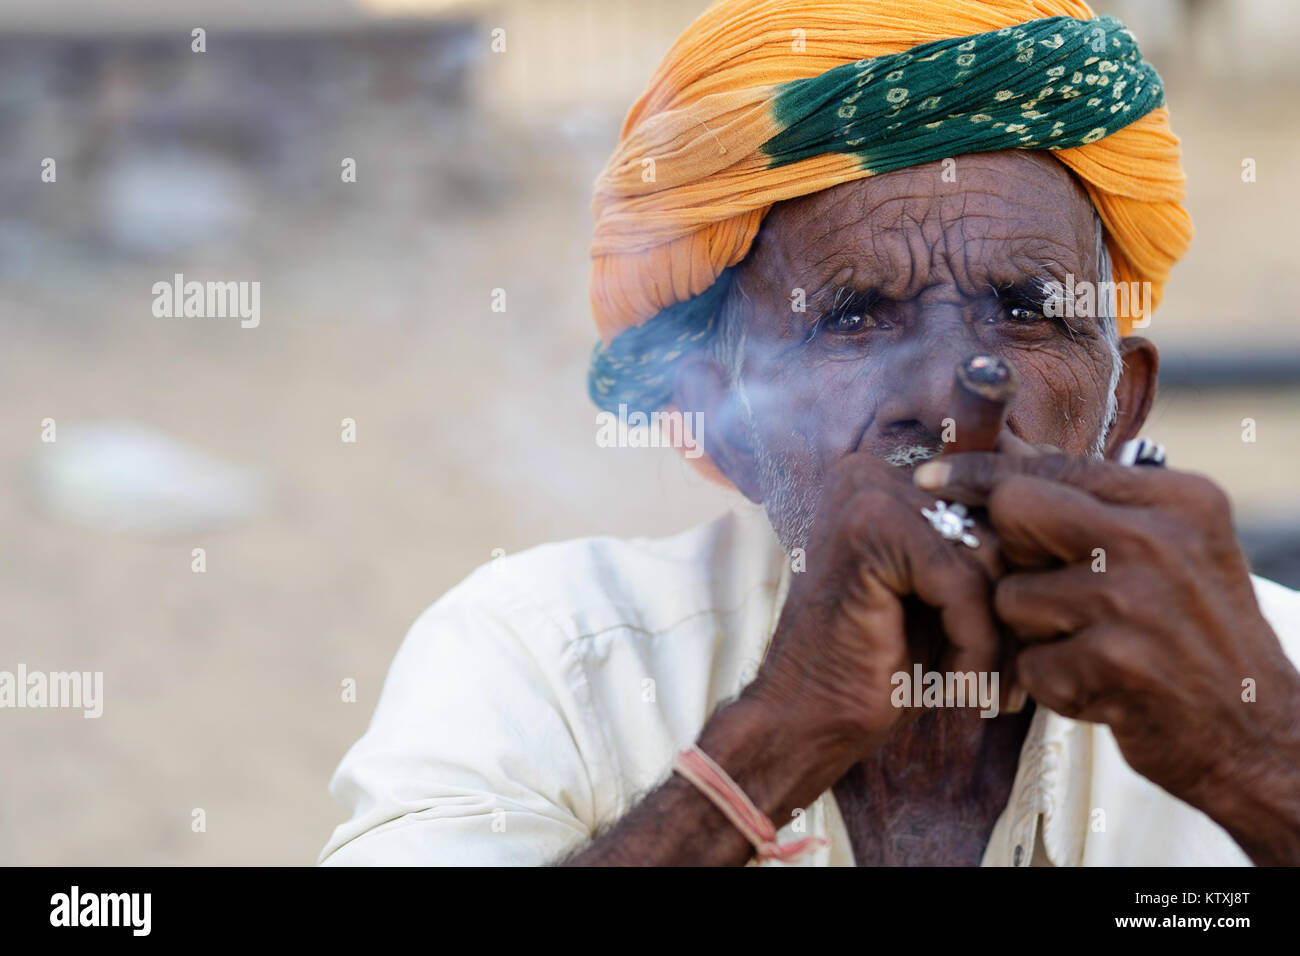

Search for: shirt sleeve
xmin=318 ymin=569 xmax=602 ymax=866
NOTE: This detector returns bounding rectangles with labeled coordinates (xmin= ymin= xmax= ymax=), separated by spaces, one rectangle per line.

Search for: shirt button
xmin=1013 ymin=844 xmax=1024 ymax=867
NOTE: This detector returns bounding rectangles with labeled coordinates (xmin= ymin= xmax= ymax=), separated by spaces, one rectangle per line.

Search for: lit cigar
xmin=942 ymin=355 xmax=1019 ymax=454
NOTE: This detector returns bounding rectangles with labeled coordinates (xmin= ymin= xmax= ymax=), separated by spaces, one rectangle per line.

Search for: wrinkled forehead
xmin=746 ymin=150 xmax=1099 ymax=303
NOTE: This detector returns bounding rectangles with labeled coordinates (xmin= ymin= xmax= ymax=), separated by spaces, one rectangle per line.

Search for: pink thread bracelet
xmin=672 ymin=744 xmax=827 ymax=864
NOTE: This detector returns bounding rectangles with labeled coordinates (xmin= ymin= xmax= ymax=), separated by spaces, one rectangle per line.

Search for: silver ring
xmin=921 ymin=500 xmax=979 ymax=549
xmin=1118 ymin=438 xmax=1167 ymax=467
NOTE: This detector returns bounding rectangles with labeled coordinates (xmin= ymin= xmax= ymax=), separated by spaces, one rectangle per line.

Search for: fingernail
xmin=1005 ymin=687 xmax=1028 ymax=713
xmin=914 ymin=461 xmax=951 ymax=490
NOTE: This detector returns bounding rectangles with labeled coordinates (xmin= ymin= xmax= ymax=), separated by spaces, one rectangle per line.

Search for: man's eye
xmin=1005 ymin=305 xmax=1044 ymax=323
xmin=828 ymin=311 xmax=879 ymax=333
xmin=993 ymin=280 xmax=1058 ymax=326
xmin=806 ymin=288 xmax=888 ymax=345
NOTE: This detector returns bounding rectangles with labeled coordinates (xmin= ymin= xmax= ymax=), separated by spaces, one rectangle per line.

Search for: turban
xmin=587 ymin=0 xmax=1192 ymax=437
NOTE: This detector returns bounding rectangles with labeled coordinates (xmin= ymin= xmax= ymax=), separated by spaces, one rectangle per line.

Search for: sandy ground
xmin=2 ymin=24 xmax=1298 ymax=865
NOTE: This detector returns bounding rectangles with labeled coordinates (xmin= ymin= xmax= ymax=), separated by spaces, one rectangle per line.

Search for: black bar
xmin=0 ymin=866 xmax=1288 ymax=943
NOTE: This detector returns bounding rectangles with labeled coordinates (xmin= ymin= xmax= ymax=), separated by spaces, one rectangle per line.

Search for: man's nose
xmin=870 ymin=322 xmax=979 ymax=441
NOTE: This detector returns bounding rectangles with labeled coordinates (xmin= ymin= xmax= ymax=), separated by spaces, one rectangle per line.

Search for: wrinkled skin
xmin=921 ymin=451 xmax=1300 ymax=866
xmin=673 ymin=151 xmax=1300 ymax=865
xmin=698 ymin=150 xmax=1126 ymax=511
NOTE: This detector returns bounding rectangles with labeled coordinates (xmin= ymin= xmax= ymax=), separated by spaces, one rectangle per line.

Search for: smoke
xmin=734 ymin=376 xmax=820 ymax=553
xmin=719 ymin=212 xmax=1123 ymax=552
xmin=737 ymin=367 xmax=1114 ymax=552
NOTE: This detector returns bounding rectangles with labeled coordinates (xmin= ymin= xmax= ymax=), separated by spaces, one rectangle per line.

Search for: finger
xmin=985 ymin=475 xmax=1134 ymax=567
xmin=839 ymin=457 xmax=1008 ymax=677
xmin=935 ymin=619 xmax=1023 ymax=715
xmin=994 ymin=565 xmax=1099 ymax=640
xmin=935 ymin=597 xmax=1001 ymax=685
xmin=906 ymin=509 xmax=1004 ymax=680
xmin=915 ymin=450 xmax=1173 ymax=508
xmin=1015 ymin=627 xmax=1118 ymax=723
xmin=992 ymin=426 xmax=1065 ymax=458
xmin=845 ymin=458 xmax=1006 ymax=582
xmin=847 ymin=484 xmax=1003 ymax=679
xmin=920 ymin=544 xmax=1003 ymax=682
xmin=994 ymin=430 xmax=1040 ymax=457
xmin=996 ymin=627 xmax=1028 ymax=713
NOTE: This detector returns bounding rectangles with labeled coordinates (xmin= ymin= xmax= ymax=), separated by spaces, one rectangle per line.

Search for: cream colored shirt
xmin=320 ymin=506 xmax=1300 ymax=866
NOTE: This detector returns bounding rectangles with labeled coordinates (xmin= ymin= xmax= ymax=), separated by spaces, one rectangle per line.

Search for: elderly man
xmin=320 ymin=0 xmax=1300 ymax=866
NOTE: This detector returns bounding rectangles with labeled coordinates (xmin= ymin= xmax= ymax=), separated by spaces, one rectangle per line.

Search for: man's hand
xmin=748 ymin=452 xmax=1007 ymax=762
xmin=915 ymin=452 xmax=1300 ymax=864
xmin=564 ymin=453 xmax=1012 ymax=866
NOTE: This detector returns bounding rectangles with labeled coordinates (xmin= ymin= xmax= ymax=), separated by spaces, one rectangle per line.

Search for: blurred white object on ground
xmin=33 ymin=422 xmax=266 ymax=535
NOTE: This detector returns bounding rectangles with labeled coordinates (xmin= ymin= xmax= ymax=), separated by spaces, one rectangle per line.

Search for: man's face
xmin=714 ymin=150 xmax=1124 ymax=549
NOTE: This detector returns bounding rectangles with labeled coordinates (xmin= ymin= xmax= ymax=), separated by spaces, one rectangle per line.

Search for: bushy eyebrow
xmin=800 ymin=285 xmax=882 ymax=345
xmin=814 ymin=283 xmax=874 ymax=313
xmin=986 ymin=274 xmax=1098 ymax=340
xmin=802 ymin=274 xmax=884 ymax=315
xmin=986 ymin=275 xmax=1058 ymax=306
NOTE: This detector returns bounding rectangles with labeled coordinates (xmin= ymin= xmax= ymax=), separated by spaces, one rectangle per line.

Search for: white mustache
xmin=882 ymin=444 xmax=942 ymax=467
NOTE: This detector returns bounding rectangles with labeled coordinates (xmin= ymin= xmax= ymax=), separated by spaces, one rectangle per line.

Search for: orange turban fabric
xmin=587 ymin=0 xmax=1192 ymax=482
xmin=591 ymin=0 xmax=1190 ymax=335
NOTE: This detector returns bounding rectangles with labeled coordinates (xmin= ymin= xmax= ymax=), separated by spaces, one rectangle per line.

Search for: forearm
xmin=1222 ymin=778 xmax=1300 ymax=867
xmin=559 ymin=690 xmax=860 ymax=866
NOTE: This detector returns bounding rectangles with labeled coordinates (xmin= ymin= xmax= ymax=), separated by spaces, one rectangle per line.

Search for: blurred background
xmin=1 ymin=0 xmax=1297 ymax=864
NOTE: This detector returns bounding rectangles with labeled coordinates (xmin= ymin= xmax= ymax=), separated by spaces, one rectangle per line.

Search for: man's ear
xmin=673 ymin=354 xmax=763 ymax=503
xmin=1103 ymin=335 xmax=1159 ymax=458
